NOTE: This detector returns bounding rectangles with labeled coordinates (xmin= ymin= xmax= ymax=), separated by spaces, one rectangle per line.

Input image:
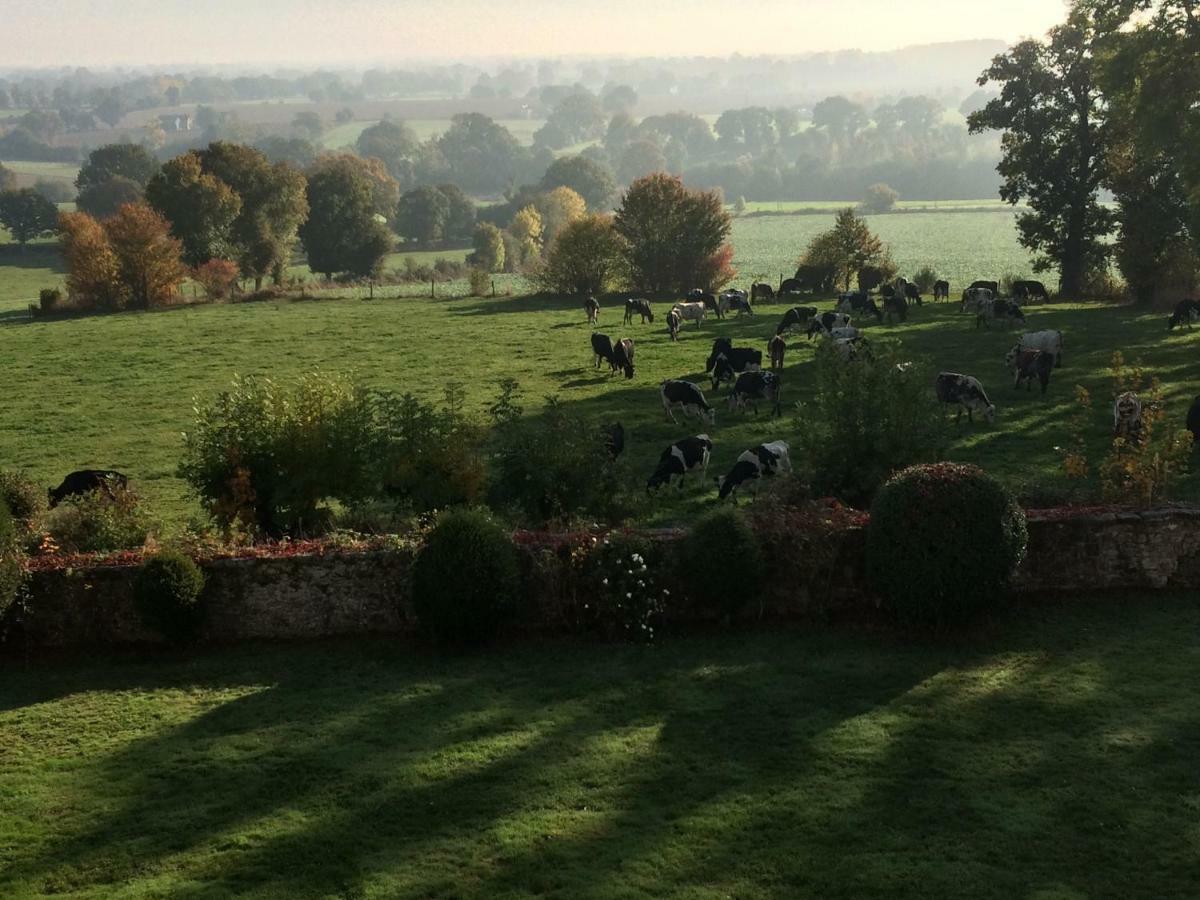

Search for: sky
xmin=4 ymin=0 xmax=1070 ymax=68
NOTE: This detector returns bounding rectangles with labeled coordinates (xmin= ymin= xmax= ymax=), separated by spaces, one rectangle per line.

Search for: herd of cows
xmin=584 ymin=275 xmax=1200 ymax=501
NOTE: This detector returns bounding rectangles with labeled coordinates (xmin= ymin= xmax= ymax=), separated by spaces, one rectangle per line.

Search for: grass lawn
xmin=1 ymin=597 xmax=1198 ymax=897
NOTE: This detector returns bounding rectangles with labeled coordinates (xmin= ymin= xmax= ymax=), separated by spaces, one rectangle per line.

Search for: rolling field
xmin=320 ymin=118 xmax=547 ymax=150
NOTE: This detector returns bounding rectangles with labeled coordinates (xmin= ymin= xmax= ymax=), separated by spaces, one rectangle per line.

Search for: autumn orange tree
xmin=58 ymin=211 xmax=120 ymax=309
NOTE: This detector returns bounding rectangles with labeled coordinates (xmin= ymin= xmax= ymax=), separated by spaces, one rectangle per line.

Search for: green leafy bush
xmin=45 ymin=486 xmax=151 ymax=553
xmin=794 ymin=342 xmax=947 ymax=506
xmin=411 ymin=508 xmax=519 ymax=645
xmin=39 ymin=288 xmax=62 ymax=312
xmin=867 ymin=463 xmax=1027 ymax=627
xmin=0 ymin=470 xmax=44 ymax=537
xmin=467 ymin=267 xmax=491 ymax=296
xmin=586 ymin=533 xmax=665 ymax=641
xmin=0 ymin=501 xmax=24 ymax=618
xmin=679 ymin=507 xmax=763 ymax=620
xmin=133 ymin=551 xmax=206 ymax=643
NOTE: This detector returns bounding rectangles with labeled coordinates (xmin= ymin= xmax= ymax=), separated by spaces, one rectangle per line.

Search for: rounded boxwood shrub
xmin=0 ymin=501 xmax=23 ymax=618
xmin=411 ymin=508 xmax=520 ymax=645
xmin=680 ymin=507 xmax=763 ymax=620
xmin=867 ymin=463 xmax=1027 ymax=627
xmin=133 ymin=551 xmax=206 ymax=643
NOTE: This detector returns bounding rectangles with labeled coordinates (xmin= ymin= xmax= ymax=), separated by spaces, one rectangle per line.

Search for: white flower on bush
xmin=602 ymin=578 xmax=608 ymax=585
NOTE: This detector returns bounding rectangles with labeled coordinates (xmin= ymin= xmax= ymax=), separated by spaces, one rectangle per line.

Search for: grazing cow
xmin=661 ymin=380 xmax=715 ymax=425
xmin=904 ymin=282 xmax=922 ymax=306
xmin=710 ymin=348 xmax=764 ymax=390
xmin=602 ymin=423 xmax=625 ymax=460
xmin=827 ymin=325 xmax=860 ymax=341
xmin=612 ymin=338 xmax=635 ymax=379
xmin=768 ymin=334 xmax=787 ymax=370
xmin=836 ymin=291 xmax=883 ymax=323
xmin=48 ymin=470 xmax=129 ymax=508
xmin=975 ymin=297 xmax=1026 ymax=329
xmin=806 ymin=311 xmax=852 ymax=339
xmin=1187 ymin=396 xmax=1200 ymax=447
xmin=689 ymin=290 xmax=723 ymax=319
xmin=833 ymin=335 xmax=872 ymax=362
xmin=591 ymin=332 xmax=616 ymax=370
xmin=751 ymin=282 xmax=775 ymax=303
xmin=647 ymin=434 xmax=712 ymax=492
xmin=935 ymin=372 xmax=996 ymax=424
xmin=671 ymin=301 xmax=706 ymax=329
xmin=1010 ymin=349 xmax=1054 ymax=394
xmin=706 ymin=337 xmax=734 ymax=372
xmin=1167 ymin=298 xmax=1200 ymax=331
xmin=584 ymin=296 xmax=599 ymax=326
xmin=721 ymin=289 xmax=754 ymax=316
xmin=968 ymin=280 xmax=1000 ymax=295
xmin=1012 ymin=280 xmax=1051 ymax=304
xmin=1114 ymin=392 xmax=1143 ymax=440
xmin=884 ymin=292 xmax=908 ymax=324
xmin=778 ymin=277 xmax=805 ymax=296
xmin=933 ymin=280 xmax=950 ymax=301
xmin=718 ymin=439 xmax=792 ymax=497
xmin=776 ymin=305 xmax=818 ymax=335
xmin=1006 ymin=330 xmax=1064 ymax=370
xmin=728 ymin=370 xmax=782 ymax=417
xmin=961 ymin=286 xmax=994 ymax=313
xmin=667 ymin=308 xmax=681 ymax=341
xmin=623 ymin=298 xmax=654 ymax=325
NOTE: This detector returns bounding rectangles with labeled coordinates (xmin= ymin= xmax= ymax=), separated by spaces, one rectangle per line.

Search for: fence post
xmin=431 ymin=279 xmax=435 ymax=299
xmin=491 ymin=279 xmax=496 ymax=297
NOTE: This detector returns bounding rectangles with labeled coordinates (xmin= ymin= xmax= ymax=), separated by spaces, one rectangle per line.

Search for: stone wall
xmin=10 ymin=507 xmax=1200 ymax=648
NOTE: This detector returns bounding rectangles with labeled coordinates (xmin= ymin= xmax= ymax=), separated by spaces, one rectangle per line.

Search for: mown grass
xmin=1 ymin=596 xmax=1198 ymax=898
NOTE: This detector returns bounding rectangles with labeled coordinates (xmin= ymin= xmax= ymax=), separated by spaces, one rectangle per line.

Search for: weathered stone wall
xmin=10 ymin=507 xmax=1200 ymax=648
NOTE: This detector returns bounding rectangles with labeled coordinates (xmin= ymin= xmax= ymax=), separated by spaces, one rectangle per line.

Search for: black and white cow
xmin=751 ymin=282 xmax=775 ymax=303
xmin=833 ymin=335 xmax=872 ymax=362
xmin=1114 ymin=391 xmax=1143 ymax=440
xmin=584 ymin=296 xmax=599 ymax=326
xmin=671 ymin=301 xmax=706 ymax=329
xmin=975 ymin=297 xmax=1026 ymax=329
xmin=904 ymin=282 xmax=922 ymax=306
xmin=776 ymin=306 xmax=818 ymax=335
xmin=688 ymin=290 xmax=723 ymax=319
xmin=602 ymin=423 xmax=625 ymax=460
xmin=935 ymin=372 xmax=996 ymax=424
xmin=647 ymin=434 xmax=712 ymax=492
xmin=968 ymin=279 xmax=1000 ymax=295
xmin=48 ymin=470 xmax=129 ymax=508
xmin=1010 ymin=349 xmax=1054 ymax=394
xmin=836 ymin=291 xmax=883 ymax=323
xmin=1187 ymin=396 xmax=1200 ymax=447
xmin=715 ymin=459 xmax=763 ymax=501
xmin=728 ymin=370 xmax=782 ymax=417
xmin=933 ymin=279 xmax=950 ymax=301
xmin=961 ymin=286 xmax=994 ymax=313
xmin=661 ymin=380 xmax=716 ymax=425
xmin=612 ymin=338 xmax=635 ymax=379
xmin=768 ymin=334 xmax=787 ymax=370
xmin=591 ymin=332 xmax=616 ymax=370
xmin=739 ymin=440 xmax=792 ymax=475
xmin=720 ymin=289 xmax=753 ymax=317
xmin=623 ymin=298 xmax=654 ymax=325
xmin=1005 ymin=330 xmax=1064 ymax=370
xmin=1167 ymin=298 xmax=1200 ymax=331
xmin=705 ymin=337 xmax=734 ymax=373
xmin=1012 ymin=280 xmax=1050 ymax=304
xmin=667 ymin=308 xmax=681 ymax=341
xmin=710 ymin=349 xmax=764 ymax=390
xmin=806 ymin=311 xmax=852 ymax=339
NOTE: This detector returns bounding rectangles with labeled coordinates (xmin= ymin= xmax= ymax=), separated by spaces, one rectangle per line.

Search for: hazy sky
xmin=6 ymin=0 xmax=1069 ymax=68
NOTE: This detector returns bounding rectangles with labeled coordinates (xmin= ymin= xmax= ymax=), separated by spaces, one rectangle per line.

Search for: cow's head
xmin=1004 ymin=345 xmax=1019 ymax=370
xmin=983 ymin=402 xmax=997 ymax=424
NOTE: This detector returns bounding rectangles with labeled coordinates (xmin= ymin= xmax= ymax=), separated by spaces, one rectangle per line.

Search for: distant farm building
xmin=158 ymin=113 xmax=194 ymax=132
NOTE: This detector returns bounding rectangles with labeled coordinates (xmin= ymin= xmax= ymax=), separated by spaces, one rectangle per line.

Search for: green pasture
xmin=320 ymin=118 xmax=547 ymax=151
xmin=2 ymin=596 xmax=1198 ymax=897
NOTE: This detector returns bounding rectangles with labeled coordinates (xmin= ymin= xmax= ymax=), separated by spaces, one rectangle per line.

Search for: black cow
xmin=778 ymin=277 xmax=805 ymax=296
xmin=805 ymin=311 xmax=851 ymax=339
xmin=584 ymin=296 xmax=599 ymax=325
xmin=968 ymin=280 xmax=1000 ymax=295
xmin=705 ymin=337 xmax=734 ymax=373
xmin=602 ymin=423 xmax=625 ymax=460
xmin=710 ymin=348 xmax=764 ymax=390
xmin=612 ymin=338 xmax=635 ymax=379
xmin=1168 ymin=299 xmax=1200 ymax=331
xmin=751 ymin=282 xmax=775 ymax=303
xmin=591 ymin=333 xmax=616 ymax=370
xmin=776 ymin=306 xmax=818 ymax=335
xmin=884 ymin=293 xmax=908 ymax=324
xmin=1011 ymin=349 xmax=1054 ymax=394
xmin=728 ymin=370 xmax=782 ymax=417
xmin=905 ymin=282 xmax=922 ymax=306
xmin=935 ymin=373 xmax=996 ymax=424
xmin=836 ymin=291 xmax=883 ymax=323
xmin=666 ymin=308 xmax=681 ymax=342
xmin=933 ymin=280 xmax=950 ymax=301
xmin=647 ymin=435 xmax=713 ymax=492
xmin=623 ymin=298 xmax=654 ymax=325
xmin=48 ymin=470 xmax=129 ymax=508
xmin=792 ymin=265 xmax=835 ymax=294
xmin=1187 ymin=397 xmax=1200 ymax=447
xmin=880 ymin=284 xmax=896 ymax=301
xmin=1013 ymin=280 xmax=1051 ymax=304
xmin=660 ymin=380 xmax=715 ymax=425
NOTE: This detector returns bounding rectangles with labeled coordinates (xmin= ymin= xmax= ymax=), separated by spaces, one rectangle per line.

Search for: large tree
xmin=58 ymin=211 xmax=120 ymax=308
xmin=76 ymin=144 xmax=160 ymax=192
xmin=436 ymin=113 xmax=527 ymax=195
xmin=535 ymin=214 xmax=627 ymax=295
xmin=799 ymin=208 xmax=887 ymax=292
xmin=75 ymin=176 xmax=144 ymax=220
xmin=540 ymin=155 xmax=617 ymax=210
xmin=968 ymin=10 xmax=1115 ymax=299
xmin=395 ymin=185 xmax=451 ymax=247
xmin=104 ymin=204 xmax=188 ymax=309
xmin=145 ymin=152 xmax=242 ymax=266
xmin=299 ymin=157 xmax=393 ymax=279
xmin=0 ymin=188 xmax=58 ymax=248
xmin=355 ymin=119 xmax=419 ymax=184
xmin=613 ymin=173 xmax=732 ymax=294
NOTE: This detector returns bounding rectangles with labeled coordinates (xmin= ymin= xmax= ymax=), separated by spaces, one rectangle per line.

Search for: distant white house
xmin=157 ymin=113 xmax=194 ymax=133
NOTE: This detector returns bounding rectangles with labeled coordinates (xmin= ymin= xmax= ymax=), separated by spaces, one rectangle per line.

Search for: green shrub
xmin=0 ymin=501 xmax=24 ymax=618
xmin=867 ymin=463 xmax=1027 ymax=627
xmin=467 ymin=267 xmax=491 ymax=297
xmin=411 ymin=508 xmax=519 ymax=645
xmin=39 ymin=288 xmax=62 ymax=312
xmin=45 ymin=486 xmax=151 ymax=553
xmin=133 ymin=551 xmax=206 ymax=643
xmin=794 ymin=342 xmax=948 ymax=506
xmin=0 ymin=470 xmax=44 ymax=536
xmin=679 ymin=508 xmax=763 ymax=620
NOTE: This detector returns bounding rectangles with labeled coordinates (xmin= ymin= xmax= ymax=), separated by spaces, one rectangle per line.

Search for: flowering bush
xmin=585 ymin=533 xmax=665 ymax=642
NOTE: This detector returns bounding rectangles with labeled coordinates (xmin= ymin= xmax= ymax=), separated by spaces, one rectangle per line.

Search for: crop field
xmin=0 ymin=160 xmax=80 ymax=190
